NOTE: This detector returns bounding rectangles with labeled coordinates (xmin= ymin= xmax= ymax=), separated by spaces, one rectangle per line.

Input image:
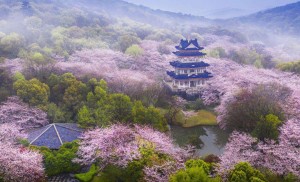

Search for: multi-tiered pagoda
xmin=21 ymin=0 xmax=33 ymax=16
xmin=165 ymin=39 xmax=212 ymax=93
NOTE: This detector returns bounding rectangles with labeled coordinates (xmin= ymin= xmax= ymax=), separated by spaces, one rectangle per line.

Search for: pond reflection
xmin=170 ymin=125 xmax=230 ymax=156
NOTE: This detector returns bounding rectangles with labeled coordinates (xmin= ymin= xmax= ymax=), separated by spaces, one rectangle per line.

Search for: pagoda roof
xmin=175 ymin=39 xmax=204 ymax=51
xmin=170 ymin=61 xmax=210 ymax=68
xmin=27 ymin=123 xmax=83 ymax=149
xmin=167 ymin=71 xmax=213 ymax=80
xmin=173 ymin=51 xmax=206 ymax=57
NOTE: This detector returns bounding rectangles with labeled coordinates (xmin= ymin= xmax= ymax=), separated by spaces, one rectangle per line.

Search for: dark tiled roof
xmin=170 ymin=61 xmax=210 ymax=68
xmin=167 ymin=71 xmax=213 ymax=80
xmin=175 ymin=39 xmax=204 ymax=50
xmin=173 ymin=51 xmax=206 ymax=57
xmin=28 ymin=123 xmax=83 ymax=149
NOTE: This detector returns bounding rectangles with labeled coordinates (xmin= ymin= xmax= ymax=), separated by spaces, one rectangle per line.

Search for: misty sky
xmin=123 ymin=0 xmax=299 ymax=18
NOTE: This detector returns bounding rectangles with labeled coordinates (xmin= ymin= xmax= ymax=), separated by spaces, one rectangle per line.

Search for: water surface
xmin=170 ymin=125 xmax=230 ymax=156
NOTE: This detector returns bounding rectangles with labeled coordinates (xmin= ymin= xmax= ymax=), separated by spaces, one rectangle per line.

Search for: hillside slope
xmin=238 ymin=1 xmax=300 ymax=35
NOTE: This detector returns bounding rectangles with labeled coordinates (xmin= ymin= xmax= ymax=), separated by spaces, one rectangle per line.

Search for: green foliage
xmin=13 ymin=77 xmax=50 ymax=107
xmin=125 ymin=44 xmax=143 ymax=57
xmin=109 ymin=93 xmax=133 ymax=122
xmin=208 ymin=47 xmax=227 ymax=59
xmin=78 ymin=105 xmax=95 ymax=128
xmin=252 ymin=114 xmax=282 ymax=141
xmin=0 ymin=67 xmax=13 ymax=102
xmin=228 ymin=162 xmax=266 ymax=182
xmin=185 ymin=159 xmax=211 ymax=174
xmin=170 ymin=167 xmax=220 ymax=182
xmin=0 ymin=33 xmax=24 ymax=57
xmin=277 ymin=60 xmax=300 ymax=74
xmin=18 ymin=139 xmax=30 ymax=147
xmin=170 ymin=160 xmax=220 ymax=182
xmin=228 ymin=48 xmax=262 ymax=66
xmin=118 ymin=34 xmax=141 ymax=52
xmin=38 ymin=141 xmax=80 ymax=176
xmin=132 ymin=101 xmax=168 ymax=131
xmin=46 ymin=103 xmax=65 ymax=123
xmin=75 ymin=164 xmax=98 ymax=182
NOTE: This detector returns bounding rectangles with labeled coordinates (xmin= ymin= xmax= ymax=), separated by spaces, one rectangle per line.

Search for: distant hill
xmin=73 ymin=0 xmax=212 ymax=28
xmin=235 ymin=1 xmax=300 ymax=35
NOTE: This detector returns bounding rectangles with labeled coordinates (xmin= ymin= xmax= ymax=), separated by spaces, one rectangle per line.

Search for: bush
xmin=75 ymin=164 xmax=98 ymax=182
xmin=38 ymin=141 xmax=80 ymax=176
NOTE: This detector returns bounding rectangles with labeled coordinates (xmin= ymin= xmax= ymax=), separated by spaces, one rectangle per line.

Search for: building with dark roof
xmin=165 ymin=39 xmax=213 ymax=93
xmin=28 ymin=123 xmax=83 ymax=149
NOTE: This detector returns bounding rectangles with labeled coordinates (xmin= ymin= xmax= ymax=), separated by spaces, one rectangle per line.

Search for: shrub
xmin=75 ymin=164 xmax=98 ymax=182
xmin=39 ymin=141 xmax=80 ymax=176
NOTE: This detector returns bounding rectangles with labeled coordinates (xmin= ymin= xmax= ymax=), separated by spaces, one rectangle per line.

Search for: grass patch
xmin=181 ymin=110 xmax=217 ymax=127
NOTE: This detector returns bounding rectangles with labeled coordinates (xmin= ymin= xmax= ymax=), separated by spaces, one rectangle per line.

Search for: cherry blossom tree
xmin=75 ymin=124 xmax=193 ymax=181
xmin=0 ymin=123 xmax=24 ymax=143
xmin=0 ymin=96 xmax=49 ymax=131
xmin=218 ymin=119 xmax=300 ymax=177
xmin=0 ymin=142 xmax=45 ymax=182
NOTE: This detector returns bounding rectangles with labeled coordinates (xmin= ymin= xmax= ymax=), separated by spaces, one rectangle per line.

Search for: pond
xmin=170 ymin=125 xmax=230 ymax=156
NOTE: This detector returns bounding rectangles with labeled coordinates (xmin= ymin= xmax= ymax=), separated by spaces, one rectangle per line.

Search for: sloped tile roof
xmin=28 ymin=123 xmax=83 ymax=149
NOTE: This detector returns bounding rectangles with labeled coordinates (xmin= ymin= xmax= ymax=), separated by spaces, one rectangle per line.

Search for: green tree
xmin=118 ymin=34 xmax=141 ymax=52
xmin=170 ymin=159 xmax=220 ymax=182
xmin=63 ymin=82 xmax=87 ymax=120
xmin=125 ymin=44 xmax=143 ymax=57
xmin=46 ymin=103 xmax=65 ymax=123
xmin=132 ymin=101 xmax=147 ymax=124
xmin=145 ymin=106 xmax=168 ymax=131
xmin=109 ymin=93 xmax=133 ymax=122
xmin=228 ymin=162 xmax=266 ymax=182
xmin=13 ymin=77 xmax=50 ymax=107
xmin=252 ymin=114 xmax=282 ymax=141
xmin=77 ymin=105 xmax=95 ymax=128
xmin=170 ymin=167 xmax=219 ymax=182
xmin=0 ymin=33 xmax=24 ymax=57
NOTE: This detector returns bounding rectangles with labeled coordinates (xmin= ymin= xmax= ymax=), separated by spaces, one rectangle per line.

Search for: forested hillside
xmin=0 ymin=0 xmax=299 ymax=182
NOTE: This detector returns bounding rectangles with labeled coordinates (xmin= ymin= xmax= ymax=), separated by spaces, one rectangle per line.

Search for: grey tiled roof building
xmin=28 ymin=123 xmax=83 ymax=149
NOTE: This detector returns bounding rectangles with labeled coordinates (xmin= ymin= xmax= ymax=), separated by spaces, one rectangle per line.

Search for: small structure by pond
xmin=28 ymin=123 xmax=83 ymax=149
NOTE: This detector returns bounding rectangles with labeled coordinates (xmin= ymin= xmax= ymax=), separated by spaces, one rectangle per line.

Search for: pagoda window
xmin=180 ymin=81 xmax=184 ymax=86
xmin=185 ymin=81 xmax=188 ymax=86
xmin=184 ymin=70 xmax=188 ymax=74
xmin=190 ymin=69 xmax=195 ymax=73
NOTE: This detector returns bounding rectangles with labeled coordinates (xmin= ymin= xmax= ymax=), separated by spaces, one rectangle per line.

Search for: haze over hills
xmin=235 ymin=1 xmax=300 ymax=36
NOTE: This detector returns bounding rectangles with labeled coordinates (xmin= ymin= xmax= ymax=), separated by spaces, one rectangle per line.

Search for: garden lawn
xmin=181 ymin=110 xmax=217 ymax=127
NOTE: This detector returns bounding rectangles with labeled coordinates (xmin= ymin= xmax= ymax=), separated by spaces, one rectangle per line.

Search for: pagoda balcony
xmin=167 ymin=71 xmax=213 ymax=79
